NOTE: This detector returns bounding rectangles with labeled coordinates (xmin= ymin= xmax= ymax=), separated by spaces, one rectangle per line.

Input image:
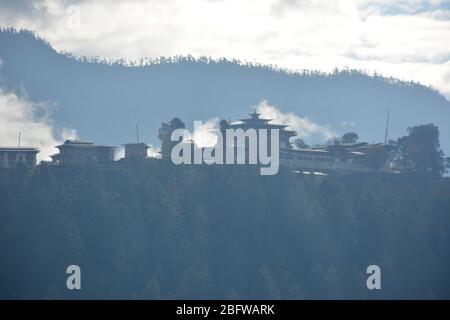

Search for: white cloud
xmin=148 ymin=147 xmax=161 ymax=159
xmin=0 ymin=88 xmax=77 ymax=162
xmin=193 ymin=118 xmax=220 ymax=148
xmin=0 ymin=0 xmax=449 ymax=98
xmin=162 ymin=101 xmax=333 ymax=148
xmin=172 ymin=117 xmax=220 ymax=148
xmin=256 ymin=100 xmax=336 ymax=143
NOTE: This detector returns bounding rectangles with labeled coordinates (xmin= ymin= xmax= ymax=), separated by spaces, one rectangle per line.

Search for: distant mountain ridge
xmin=1 ymin=29 xmax=449 ymax=155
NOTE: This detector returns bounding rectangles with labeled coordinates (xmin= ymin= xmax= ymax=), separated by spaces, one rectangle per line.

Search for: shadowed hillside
xmin=1 ymin=163 xmax=449 ymax=299
xmin=1 ymin=29 xmax=449 ymax=154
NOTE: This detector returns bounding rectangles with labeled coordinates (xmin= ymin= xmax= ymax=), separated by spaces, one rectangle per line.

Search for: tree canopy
xmin=0 ymin=162 xmax=449 ymax=299
xmin=341 ymin=132 xmax=359 ymax=144
xmin=395 ymin=124 xmax=445 ymax=176
xmin=158 ymin=117 xmax=186 ymax=159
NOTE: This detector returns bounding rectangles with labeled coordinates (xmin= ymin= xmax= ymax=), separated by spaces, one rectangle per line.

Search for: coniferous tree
xmin=158 ymin=117 xmax=185 ymax=159
xmin=396 ymin=123 xmax=445 ymax=175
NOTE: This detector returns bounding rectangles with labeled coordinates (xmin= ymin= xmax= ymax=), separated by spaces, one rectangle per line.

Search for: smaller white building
xmin=0 ymin=147 xmax=39 ymax=168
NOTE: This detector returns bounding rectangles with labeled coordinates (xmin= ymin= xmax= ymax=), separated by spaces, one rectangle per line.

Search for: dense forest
xmin=1 ymin=160 xmax=449 ymax=299
xmin=1 ymin=28 xmax=450 ymax=300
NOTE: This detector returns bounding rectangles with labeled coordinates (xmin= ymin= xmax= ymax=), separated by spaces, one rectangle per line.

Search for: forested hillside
xmin=1 ymin=162 xmax=449 ymax=299
xmin=1 ymin=29 xmax=450 ymax=154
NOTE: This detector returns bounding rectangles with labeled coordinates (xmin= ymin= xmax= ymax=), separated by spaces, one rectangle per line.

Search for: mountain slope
xmin=1 ymin=164 xmax=450 ymax=299
xmin=1 ymin=29 xmax=449 ymax=154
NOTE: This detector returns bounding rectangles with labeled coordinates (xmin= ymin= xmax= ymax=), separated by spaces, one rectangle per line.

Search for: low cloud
xmin=148 ymin=147 xmax=161 ymax=159
xmin=186 ymin=100 xmax=337 ymax=147
xmin=256 ymin=100 xmax=336 ymax=143
xmin=172 ymin=118 xmax=220 ymax=148
xmin=0 ymin=88 xmax=77 ymax=162
xmin=193 ymin=118 xmax=219 ymax=148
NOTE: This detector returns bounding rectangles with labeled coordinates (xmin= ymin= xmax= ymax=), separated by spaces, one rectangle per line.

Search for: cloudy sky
xmin=0 ymin=0 xmax=449 ymax=99
xmin=0 ymin=88 xmax=78 ymax=161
